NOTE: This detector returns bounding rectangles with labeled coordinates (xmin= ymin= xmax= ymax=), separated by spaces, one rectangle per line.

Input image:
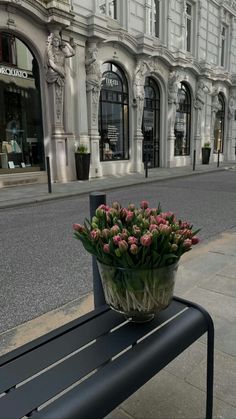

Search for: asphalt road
xmin=1 ymin=170 xmax=236 ymax=333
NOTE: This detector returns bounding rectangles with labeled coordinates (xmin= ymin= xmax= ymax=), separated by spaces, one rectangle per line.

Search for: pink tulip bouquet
xmin=73 ymin=200 xmax=200 ymax=269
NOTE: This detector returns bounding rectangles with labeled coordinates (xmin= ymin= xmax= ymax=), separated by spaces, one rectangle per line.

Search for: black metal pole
xmin=46 ymin=156 xmax=52 ymax=194
xmin=90 ymin=192 xmax=106 ymax=308
xmin=217 ymin=150 xmax=220 ymax=167
xmin=193 ymin=150 xmax=196 ymax=171
xmin=145 ymin=152 xmax=148 ymax=178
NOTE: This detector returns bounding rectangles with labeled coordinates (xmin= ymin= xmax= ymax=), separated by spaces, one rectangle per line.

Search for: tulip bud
xmin=130 ymin=244 xmax=139 ymax=255
xmin=73 ymin=223 xmax=85 ymax=233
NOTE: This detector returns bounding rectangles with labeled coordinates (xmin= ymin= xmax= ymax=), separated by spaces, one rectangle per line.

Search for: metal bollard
xmin=89 ymin=192 xmax=106 ymax=308
xmin=217 ymin=150 xmax=220 ymax=167
xmin=46 ymin=156 xmax=52 ymax=194
xmin=145 ymin=152 xmax=148 ymax=178
xmin=193 ymin=150 xmax=196 ymax=171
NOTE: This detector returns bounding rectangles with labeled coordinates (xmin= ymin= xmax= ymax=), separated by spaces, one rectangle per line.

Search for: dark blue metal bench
xmin=0 ymin=193 xmax=214 ymax=419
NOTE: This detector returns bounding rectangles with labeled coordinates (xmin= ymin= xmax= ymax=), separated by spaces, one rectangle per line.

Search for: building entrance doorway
xmin=142 ymin=77 xmax=160 ymax=168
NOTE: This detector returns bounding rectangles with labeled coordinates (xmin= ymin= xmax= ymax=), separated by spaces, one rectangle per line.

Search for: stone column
xmin=194 ymin=79 xmax=209 ymax=162
xmin=45 ymin=30 xmax=76 ymax=182
xmin=226 ymin=96 xmax=235 ymax=161
xmin=167 ymin=70 xmax=179 ymax=166
xmin=85 ymin=42 xmax=102 ymax=178
xmin=132 ymin=59 xmax=150 ymax=173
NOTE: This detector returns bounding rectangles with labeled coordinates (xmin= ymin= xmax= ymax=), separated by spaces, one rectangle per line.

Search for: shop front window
xmin=0 ymin=34 xmax=44 ymax=171
xmin=214 ymin=93 xmax=225 ymax=153
xmin=98 ymin=62 xmax=129 ymax=161
xmin=174 ymin=82 xmax=191 ymax=156
xmin=142 ymin=77 xmax=160 ymax=168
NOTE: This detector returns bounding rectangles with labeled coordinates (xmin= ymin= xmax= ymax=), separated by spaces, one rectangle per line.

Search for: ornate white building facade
xmin=1 ymin=0 xmax=236 ymax=183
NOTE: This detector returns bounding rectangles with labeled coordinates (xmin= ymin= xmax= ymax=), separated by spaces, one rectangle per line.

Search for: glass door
xmin=142 ymin=77 xmax=160 ymax=168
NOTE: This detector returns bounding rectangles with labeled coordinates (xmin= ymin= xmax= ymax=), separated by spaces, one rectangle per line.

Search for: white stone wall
xmin=1 ymin=0 xmax=236 ymax=184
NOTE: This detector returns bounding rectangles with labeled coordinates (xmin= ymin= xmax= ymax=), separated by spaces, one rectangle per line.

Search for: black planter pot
xmin=75 ymin=153 xmax=90 ymax=180
xmin=202 ymin=148 xmax=211 ymax=165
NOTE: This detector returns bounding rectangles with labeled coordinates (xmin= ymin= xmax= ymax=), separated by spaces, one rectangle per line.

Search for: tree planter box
xmin=75 ymin=153 xmax=90 ymax=180
xmin=202 ymin=148 xmax=211 ymax=164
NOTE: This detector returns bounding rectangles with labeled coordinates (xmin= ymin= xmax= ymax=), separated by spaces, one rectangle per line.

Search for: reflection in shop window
xmin=98 ymin=63 xmax=129 ymax=161
xmin=174 ymin=82 xmax=191 ymax=156
xmin=142 ymin=77 xmax=160 ymax=168
xmin=99 ymin=0 xmax=117 ymax=19
xmin=0 ymin=34 xmax=44 ymax=171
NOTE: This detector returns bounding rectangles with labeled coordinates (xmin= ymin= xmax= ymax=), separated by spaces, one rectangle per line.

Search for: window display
xmin=99 ymin=63 xmax=129 ymax=161
xmin=174 ymin=82 xmax=191 ymax=156
xmin=0 ymin=33 xmax=44 ymax=171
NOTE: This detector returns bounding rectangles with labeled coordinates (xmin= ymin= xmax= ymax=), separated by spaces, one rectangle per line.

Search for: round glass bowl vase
xmin=97 ymin=262 xmax=179 ymax=323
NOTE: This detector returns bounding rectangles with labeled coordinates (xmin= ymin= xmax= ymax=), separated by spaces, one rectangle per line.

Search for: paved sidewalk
xmin=0 ymin=161 xmax=236 ymax=209
xmin=0 ymin=162 xmax=236 ymax=418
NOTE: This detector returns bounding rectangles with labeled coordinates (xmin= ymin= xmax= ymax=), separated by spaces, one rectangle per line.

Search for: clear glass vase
xmin=97 ymin=262 xmax=179 ymax=323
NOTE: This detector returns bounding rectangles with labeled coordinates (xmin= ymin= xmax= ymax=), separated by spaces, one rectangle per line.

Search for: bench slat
xmin=34 ymin=307 xmax=208 ymax=419
xmin=0 ymin=301 xmax=186 ymax=418
xmin=0 ymin=309 xmax=123 ymax=392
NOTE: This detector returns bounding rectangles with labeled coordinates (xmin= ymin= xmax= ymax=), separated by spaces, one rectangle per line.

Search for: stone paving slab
xmin=186 ymin=350 xmax=236 ymax=408
xmin=106 ymin=369 xmax=236 ymax=419
xmin=182 ymin=286 xmax=236 ymax=321
xmin=203 ymin=273 xmax=236 ymax=298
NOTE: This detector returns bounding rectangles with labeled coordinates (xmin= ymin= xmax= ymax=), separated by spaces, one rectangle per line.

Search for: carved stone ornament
xmin=133 ymin=60 xmax=151 ymax=128
xmin=194 ymin=81 xmax=209 ymax=110
xmin=224 ymin=0 xmax=236 ymax=10
xmin=228 ymin=96 xmax=235 ymax=119
xmin=168 ymin=70 xmax=180 ymax=105
xmin=85 ymin=44 xmax=102 ymax=105
xmin=45 ymin=32 xmax=75 ymax=87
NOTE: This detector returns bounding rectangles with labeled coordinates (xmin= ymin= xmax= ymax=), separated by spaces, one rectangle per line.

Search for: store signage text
xmin=0 ymin=66 xmax=28 ymax=79
xmin=105 ymin=77 xmax=119 ymax=87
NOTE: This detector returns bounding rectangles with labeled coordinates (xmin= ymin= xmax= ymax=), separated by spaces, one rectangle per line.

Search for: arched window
xmin=174 ymin=82 xmax=191 ymax=156
xmin=0 ymin=33 xmax=44 ymax=170
xmin=99 ymin=63 xmax=129 ymax=161
xmin=214 ymin=93 xmax=225 ymax=153
xmin=142 ymin=77 xmax=160 ymax=167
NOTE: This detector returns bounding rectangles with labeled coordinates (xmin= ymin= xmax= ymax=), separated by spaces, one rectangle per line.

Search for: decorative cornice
xmin=0 ymin=0 xmax=74 ymax=27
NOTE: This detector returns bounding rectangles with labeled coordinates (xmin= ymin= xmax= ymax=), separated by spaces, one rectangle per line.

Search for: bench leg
xmin=206 ymin=323 xmax=214 ymax=419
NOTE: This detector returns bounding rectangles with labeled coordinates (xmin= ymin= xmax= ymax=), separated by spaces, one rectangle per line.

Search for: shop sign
xmin=0 ymin=66 xmax=28 ymax=79
xmin=103 ymin=72 xmax=121 ymax=89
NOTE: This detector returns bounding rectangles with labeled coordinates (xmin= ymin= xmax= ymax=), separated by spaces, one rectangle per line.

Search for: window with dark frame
xmin=220 ymin=26 xmax=226 ymax=67
xmin=174 ymin=82 xmax=191 ymax=156
xmin=142 ymin=77 xmax=160 ymax=168
xmin=98 ymin=0 xmax=117 ymax=20
xmin=0 ymin=33 xmax=17 ymax=65
xmin=154 ymin=0 xmax=160 ymax=38
xmin=186 ymin=2 xmax=192 ymax=52
xmin=98 ymin=62 xmax=129 ymax=162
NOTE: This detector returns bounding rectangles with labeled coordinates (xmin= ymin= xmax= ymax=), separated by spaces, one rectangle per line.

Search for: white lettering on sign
xmin=0 ymin=66 xmax=28 ymax=79
xmin=105 ymin=77 xmax=119 ymax=87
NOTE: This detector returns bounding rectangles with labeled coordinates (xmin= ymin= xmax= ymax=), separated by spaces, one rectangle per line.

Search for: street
xmin=1 ymin=170 xmax=236 ymax=334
